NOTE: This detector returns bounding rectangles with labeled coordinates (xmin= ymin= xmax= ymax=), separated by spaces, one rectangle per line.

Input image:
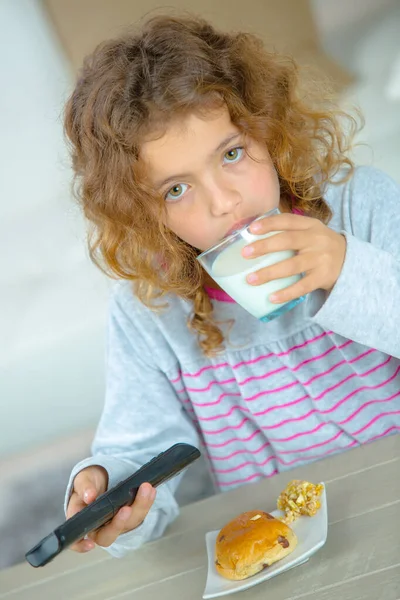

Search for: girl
xmin=64 ymin=14 xmax=400 ymax=557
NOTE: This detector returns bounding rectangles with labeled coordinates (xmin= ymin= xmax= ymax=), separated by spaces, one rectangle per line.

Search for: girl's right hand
xmin=66 ymin=465 xmax=157 ymax=553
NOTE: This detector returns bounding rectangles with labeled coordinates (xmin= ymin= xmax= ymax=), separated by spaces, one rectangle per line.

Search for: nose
xmin=207 ymin=177 xmax=242 ymax=217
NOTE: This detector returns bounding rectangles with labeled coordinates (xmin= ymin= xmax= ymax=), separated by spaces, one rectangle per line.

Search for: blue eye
xmin=165 ymin=183 xmax=189 ymax=201
xmin=224 ymin=146 xmax=244 ymax=164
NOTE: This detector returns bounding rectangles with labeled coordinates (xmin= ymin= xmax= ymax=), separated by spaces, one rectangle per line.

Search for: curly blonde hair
xmin=64 ymin=12 xmax=359 ymax=356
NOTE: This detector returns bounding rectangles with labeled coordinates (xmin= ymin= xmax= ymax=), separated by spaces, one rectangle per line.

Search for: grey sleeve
xmin=311 ymin=167 xmax=400 ymax=358
xmin=64 ymin=286 xmax=200 ymax=557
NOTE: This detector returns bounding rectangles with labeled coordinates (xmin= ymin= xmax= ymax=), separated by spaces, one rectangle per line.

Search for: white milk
xmin=211 ymin=234 xmax=301 ymax=319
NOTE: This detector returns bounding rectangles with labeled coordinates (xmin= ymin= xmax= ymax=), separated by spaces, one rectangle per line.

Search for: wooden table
xmin=1 ymin=435 xmax=399 ymax=600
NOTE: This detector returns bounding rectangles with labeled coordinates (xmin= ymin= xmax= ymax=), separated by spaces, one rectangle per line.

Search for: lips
xmin=225 ymin=216 xmax=258 ymax=238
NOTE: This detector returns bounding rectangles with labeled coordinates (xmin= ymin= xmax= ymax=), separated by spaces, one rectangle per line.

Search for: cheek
xmin=245 ymin=162 xmax=280 ymax=207
xmin=166 ymin=209 xmax=214 ymax=251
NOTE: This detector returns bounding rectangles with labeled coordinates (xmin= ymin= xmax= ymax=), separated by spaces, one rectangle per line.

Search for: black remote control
xmin=25 ymin=443 xmax=201 ymax=567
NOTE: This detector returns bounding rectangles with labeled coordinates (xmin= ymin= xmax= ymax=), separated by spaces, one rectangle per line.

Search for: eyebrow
xmin=154 ymin=132 xmax=242 ymax=189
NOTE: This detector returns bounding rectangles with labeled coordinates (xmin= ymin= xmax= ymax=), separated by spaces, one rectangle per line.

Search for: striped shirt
xmin=168 ymin=319 xmax=399 ymax=488
xmin=65 ymin=166 xmax=400 ymax=557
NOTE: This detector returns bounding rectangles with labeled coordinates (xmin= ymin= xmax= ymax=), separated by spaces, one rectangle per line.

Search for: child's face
xmin=141 ymin=106 xmax=280 ymax=251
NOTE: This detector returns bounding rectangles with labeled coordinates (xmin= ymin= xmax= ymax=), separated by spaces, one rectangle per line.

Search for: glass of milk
xmin=197 ymin=208 xmax=306 ymax=322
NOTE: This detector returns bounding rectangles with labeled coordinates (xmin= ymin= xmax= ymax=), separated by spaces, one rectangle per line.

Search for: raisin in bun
xmin=215 ymin=510 xmax=297 ymax=580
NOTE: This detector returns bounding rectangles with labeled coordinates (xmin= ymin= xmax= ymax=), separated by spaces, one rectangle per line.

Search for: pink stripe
xmin=190 ymin=346 xmax=357 ymax=407
xmin=270 ymin=395 xmax=400 ymax=453
xmin=183 ymin=346 xmax=372 ymax=411
xmin=215 ymin=427 xmax=400 ymax=485
xmin=277 ymin=330 xmax=333 ymax=354
xmin=245 ymin=380 xmax=299 ymax=404
xmin=175 ymin=336 xmax=360 ymax=395
xmin=311 ymin=355 xmax=392 ymax=403
xmin=292 ymin=340 xmax=352 ymax=371
xmin=214 ymin=454 xmax=276 ymax=473
xmin=203 ymin=417 xmax=251 ymax=437
xmin=279 ymin=442 xmax=358 ymax=466
xmin=256 ymin=363 xmax=400 ymax=429
xmin=213 ymin=441 xmax=357 ymax=474
xmin=352 ymin=410 xmax=400 ymax=436
xmin=216 ymin=425 xmax=400 ymax=487
xmin=205 ymin=286 xmax=235 ymax=303
xmin=268 ymin=420 xmax=329 ymax=443
xmin=338 ymin=389 xmax=400 ymax=425
xmin=186 ymin=359 xmax=299 ymax=393
xmin=316 ymin=352 xmax=393 ymax=401
xmin=205 ymin=340 xmax=351 ymax=393
xmin=218 ymin=470 xmax=278 ymax=487
xmin=268 ymin=400 xmax=400 ymax=445
xmin=252 ymin=394 xmax=309 ymax=418
xmin=279 ymin=420 xmax=400 ymax=454
xmin=264 ymin=408 xmax=319 ymax=431
xmin=245 ymin=354 xmax=391 ymax=409
xmin=366 ymin=425 xmax=400 ymax=443
xmin=191 ymin=392 xmax=242 ymax=408
xmin=210 ymin=399 xmax=399 ymax=461
xmin=198 ymin=356 xmax=397 ymax=440
xmin=348 ymin=348 xmax=374 ymax=364
xmin=292 ymin=207 xmax=304 ymax=215
xmin=196 ymin=405 xmax=250 ymax=422
xmin=188 ymin=366 xmax=288 ymax=400
xmin=185 ymin=377 xmax=237 ymax=393
xmin=238 ymin=365 xmax=287 ymax=386
xmin=277 ymin=429 xmax=345 ymax=454
xmin=198 ymin=340 xmax=354 ymax=396
xmin=205 ymin=425 xmax=257 ymax=446
xmin=209 ymin=440 xmax=271 ymax=461
xmin=211 ymin=340 xmax=351 ymax=393
xmin=180 ymin=330 xmax=333 ymax=378
xmin=303 ymin=348 xmax=374 ymax=386
xmin=278 ymin=417 xmax=400 ymax=461
xmin=245 ymin=348 xmax=375 ymax=418
xmin=182 ymin=362 xmax=230 ymax=379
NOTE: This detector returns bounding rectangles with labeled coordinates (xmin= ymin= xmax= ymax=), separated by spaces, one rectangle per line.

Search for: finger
xmin=246 ymin=253 xmax=317 ymax=285
xmin=90 ymin=483 xmax=156 ymax=547
xmin=242 ymin=230 xmax=311 ymax=258
xmin=66 ymin=492 xmax=97 ymax=552
xmin=67 ymin=468 xmax=107 ymax=552
xmin=73 ymin=470 xmax=104 ymax=505
xmin=66 ymin=491 xmax=87 ymax=520
xmin=249 ymin=212 xmax=314 ymax=235
xmin=67 ymin=492 xmax=95 ymax=552
xmin=89 ymin=483 xmax=157 ymax=548
xmin=70 ymin=538 xmax=96 ymax=553
xmin=269 ymin=274 xmax=319 ymax=305
xmin=66 ymin=492 xmax=98 ymax=552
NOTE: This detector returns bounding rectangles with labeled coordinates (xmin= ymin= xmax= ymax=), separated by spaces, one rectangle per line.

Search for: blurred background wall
xmin=0 ymin=0 xmax=399 ymax=570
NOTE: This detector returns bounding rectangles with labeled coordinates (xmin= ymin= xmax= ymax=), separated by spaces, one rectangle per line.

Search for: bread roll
xmin=215 ymin=510 xmax=297 ymax=580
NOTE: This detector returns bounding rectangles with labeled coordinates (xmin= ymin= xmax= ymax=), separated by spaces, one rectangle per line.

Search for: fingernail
xmin=242 ymin=246 xmax=254 ymax=257
xmin=247 ymin=273 xmax=258 ymax=284
xmin=83 ymin=490 xmax=91 ymax=502
xmin=250 ymin=222 xmax=262 ymax=233
xmin=84 ymin=541 xmax=94 ymax=551
xmin=269 ymin=294 xmax=279 ymax=303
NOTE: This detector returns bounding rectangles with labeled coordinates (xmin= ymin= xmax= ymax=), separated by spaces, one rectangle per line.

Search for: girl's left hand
xmin=242 ymin=212 xmax=346 ymax=304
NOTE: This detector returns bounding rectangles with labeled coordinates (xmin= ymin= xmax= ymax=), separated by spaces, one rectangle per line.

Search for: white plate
xmin=203 ymin=483 xmax=327 ymax=599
